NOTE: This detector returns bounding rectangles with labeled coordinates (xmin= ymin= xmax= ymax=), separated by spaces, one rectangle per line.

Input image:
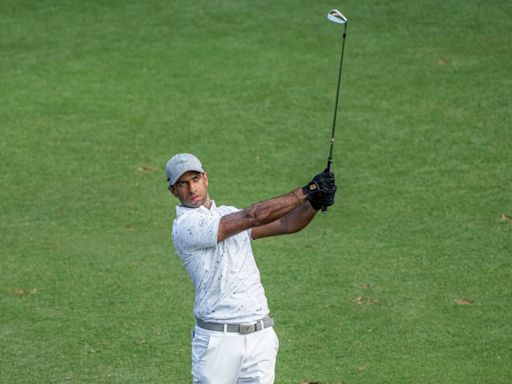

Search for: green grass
xmin=1 ymin=0 xmax=511 ymax=383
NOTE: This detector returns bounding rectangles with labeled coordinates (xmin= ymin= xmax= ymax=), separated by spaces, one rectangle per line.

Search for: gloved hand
xmin=310 ymin=182 xmax=337 ymax=210
xmin=303 ymin=171 xmax=336 ymax=208
xmin=309 ymin=170 xmax=337 ymax=210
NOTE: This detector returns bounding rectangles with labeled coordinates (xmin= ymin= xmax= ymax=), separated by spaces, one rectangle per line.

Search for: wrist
xmin=302 ymin=185 xmax=309 ymax=200
xmin=297 ymin=187 xmax=308 ymax=203
xmin=303 ymin=181 xmax=319 ymax=201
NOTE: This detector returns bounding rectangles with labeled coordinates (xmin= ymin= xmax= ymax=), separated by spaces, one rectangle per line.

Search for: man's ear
xmin=203 ymin=172 xmax=208 ymax=186
xmin=169 ymin=185 xmax=176 ymax=196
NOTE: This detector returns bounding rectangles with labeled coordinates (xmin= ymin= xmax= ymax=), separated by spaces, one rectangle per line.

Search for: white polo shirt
xmin=172 ymin=201 xmax=270 ymax=323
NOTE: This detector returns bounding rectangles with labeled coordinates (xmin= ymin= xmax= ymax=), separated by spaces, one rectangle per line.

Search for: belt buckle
xmin=239 ymin=323 xmax=255 ymax=334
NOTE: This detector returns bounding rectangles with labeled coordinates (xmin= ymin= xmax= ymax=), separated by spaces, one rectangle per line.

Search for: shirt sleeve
xmin=172 ymin=210 xmax=220 ymax=252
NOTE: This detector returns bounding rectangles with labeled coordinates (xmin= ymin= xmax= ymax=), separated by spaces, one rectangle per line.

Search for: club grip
xmin=321 ymin=159 xmax=332 ymax=214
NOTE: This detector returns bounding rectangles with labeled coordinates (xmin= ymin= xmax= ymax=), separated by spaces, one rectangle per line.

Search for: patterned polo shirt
xmin=172 ymin=201 xmax=270 ymax=323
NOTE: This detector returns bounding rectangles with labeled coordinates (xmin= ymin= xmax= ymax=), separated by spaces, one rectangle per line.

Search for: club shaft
xmin=322 ymin=20 xmax=347 ymax=214
xmin=327 ymin=22 xmax=348 ymax=171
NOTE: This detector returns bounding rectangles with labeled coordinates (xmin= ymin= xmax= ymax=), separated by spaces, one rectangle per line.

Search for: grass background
xmin=1 ymin=0 xmax=511 ymax=383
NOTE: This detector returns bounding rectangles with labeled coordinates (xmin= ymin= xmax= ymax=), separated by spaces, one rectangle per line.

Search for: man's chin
xmin=183 ymin=199 xmax=203 ymax=208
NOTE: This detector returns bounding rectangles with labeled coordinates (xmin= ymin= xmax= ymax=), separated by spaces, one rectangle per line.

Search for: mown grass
xmin=1 ymin=0 xmax=511 ymax=383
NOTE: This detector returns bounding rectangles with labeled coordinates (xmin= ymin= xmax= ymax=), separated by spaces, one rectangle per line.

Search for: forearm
xmin=251 ymin=201 xmax=316 ymax=239
xmin=217 ymin=188 xmax=306 ymax=241
xmin=279 ymin=202 xmax=317 ymax=234
xmin=244 ymin=188 xmax=306 ymax=226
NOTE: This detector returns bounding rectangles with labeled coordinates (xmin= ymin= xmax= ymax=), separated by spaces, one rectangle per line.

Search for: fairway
xmin=1 ymin=1 xmax=511 ymax=383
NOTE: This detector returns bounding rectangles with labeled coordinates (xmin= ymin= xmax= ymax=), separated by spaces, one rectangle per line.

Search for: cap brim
xmin=169 ymin=167 xmax=205 ymax=186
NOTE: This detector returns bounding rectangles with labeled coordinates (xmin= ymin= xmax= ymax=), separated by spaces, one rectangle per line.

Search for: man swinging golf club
xmin=166 ymin=153 xmax=337 ymax=383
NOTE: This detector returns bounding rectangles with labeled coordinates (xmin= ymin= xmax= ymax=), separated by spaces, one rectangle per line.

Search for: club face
xmin=327 ymin=9 xmax=348 ymax=24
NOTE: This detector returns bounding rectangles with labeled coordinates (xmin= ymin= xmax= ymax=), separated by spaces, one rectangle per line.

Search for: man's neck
xmin=201 ymin=195 xmax=213 ymax=209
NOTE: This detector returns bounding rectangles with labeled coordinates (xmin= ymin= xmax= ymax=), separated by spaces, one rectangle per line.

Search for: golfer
xmin=166 ymin=153 xmax=336 ymax=384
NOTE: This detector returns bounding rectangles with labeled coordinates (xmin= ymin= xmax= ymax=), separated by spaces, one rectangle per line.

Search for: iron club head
xmin=327 ymin=9 xmax=348 ymax=24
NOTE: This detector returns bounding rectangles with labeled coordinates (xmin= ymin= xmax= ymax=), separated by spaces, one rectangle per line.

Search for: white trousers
xmin=191 ymin=325 xmax=279 ymax=384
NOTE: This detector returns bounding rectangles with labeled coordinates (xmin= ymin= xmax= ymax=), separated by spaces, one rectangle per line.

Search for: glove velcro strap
xmin=303 ymin=182 xmax=319 ymax=201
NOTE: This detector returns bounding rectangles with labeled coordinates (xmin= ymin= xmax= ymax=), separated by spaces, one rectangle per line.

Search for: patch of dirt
xmin=137 ymin=166 xmax=157 ymax=173
xmin=499 ymin=213 xmax=512 ymax=222
xmin=455 ymin=298 xmax=474 ymax=305
xmin=14 ymin=288 xmax=39 ymax=296
xmin=351 ymin=296 xmax=378 ymax=305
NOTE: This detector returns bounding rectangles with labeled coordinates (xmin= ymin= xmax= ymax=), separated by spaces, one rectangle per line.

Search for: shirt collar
xmin=175 ymin=200 xmax=217 ymax=216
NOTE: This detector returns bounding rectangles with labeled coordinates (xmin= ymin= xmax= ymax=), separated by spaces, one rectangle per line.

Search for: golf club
xmin=323 ymin=8 xmax=348 ymax=213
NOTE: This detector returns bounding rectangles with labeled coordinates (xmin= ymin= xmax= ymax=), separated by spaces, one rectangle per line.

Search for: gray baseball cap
xmin=166 ymin=153 xmax=205 ymax=187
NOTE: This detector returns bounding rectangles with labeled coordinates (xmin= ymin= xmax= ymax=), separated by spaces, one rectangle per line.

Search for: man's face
xmin=170 ymin=171 xmax=210 ymax=208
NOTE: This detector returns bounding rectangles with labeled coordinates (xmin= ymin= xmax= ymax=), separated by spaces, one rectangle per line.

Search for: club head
xmin=327 ymin=9 xmax=348 ymax=24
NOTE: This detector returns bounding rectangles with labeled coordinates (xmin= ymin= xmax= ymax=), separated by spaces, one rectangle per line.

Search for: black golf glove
xmin=310 ymin=183 xmax=337 ymax=210
xmin=303 ymin=171 xmax=336 ymax=207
